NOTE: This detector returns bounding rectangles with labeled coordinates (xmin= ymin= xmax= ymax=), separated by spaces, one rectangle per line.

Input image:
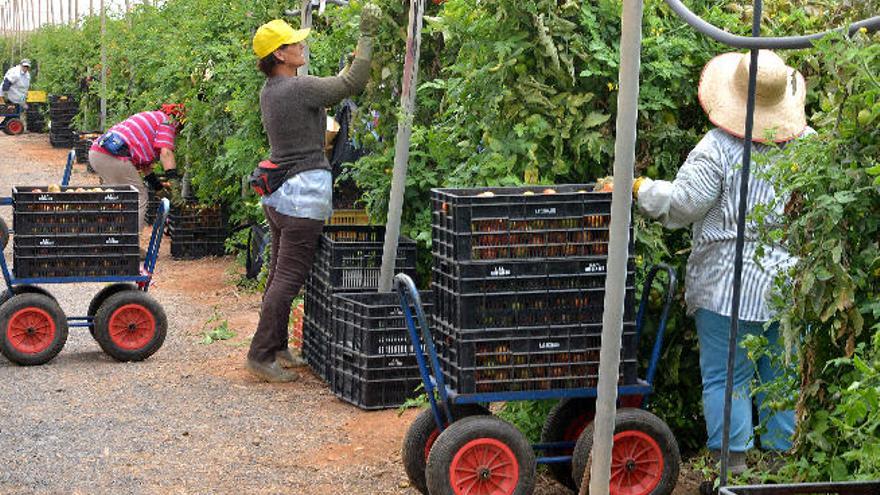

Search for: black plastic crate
xmin=331 ymin=344 xmax=422 ymax=410
xmin=432 ymin=257 xmax=633 ymax=295
xmin=332 ymin=291 xmax=431 ymax=355
xmin=12 ymin=185 xmax=138 ymax=236
xmin=303 ymin=313 xmax=332 ymax=381
xmin=13 ymin=233 xmax=139 ymax=279
xmin=169 ymin=203 xmax=226 ymax=230
xmin=144 ymin=190 xmax=161 ymax=226
xmin=433 ymin=281 xmax=635 ymax=331
xmin=432 ymin=185 xmax=628 ymax=262
xmin=719 ymin=482 xmax=880 ymax=495
xmin=75 ymin=132 xmax=100 ymax=164
xmin=313 ymin=226 xmax=418 ymax=289
xmin=170 ymin=240 xmax=226 ymax=259
xmin=433 ymin=316 xmax=639 ymax=394
xmin=303 ymin=276 xmax=374 ymax=382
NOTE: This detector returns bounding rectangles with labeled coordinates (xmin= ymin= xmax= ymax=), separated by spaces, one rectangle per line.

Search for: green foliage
xmin=201 ymin=308 xmax=236 ymax=344
xmin=496 ymin=400 xmax=556 ymax=444
xmin=754 ymin=31 xmax=880 ymax=480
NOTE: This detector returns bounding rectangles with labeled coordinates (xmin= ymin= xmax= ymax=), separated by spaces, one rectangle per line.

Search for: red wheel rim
xmin=424 ymin=428 xmax=440 ymax=461
xmin=610 ymin=430 xmax=664 ymax=495
xmin=6 ymin=307 xmax=56 ymax=354
xmin=108 ymin=304 xmax=156 ymax=350
xmin=449 ymin=438 xmax=520 ymax=495
xmin=7 ymin=120 xmax=23 ymax=135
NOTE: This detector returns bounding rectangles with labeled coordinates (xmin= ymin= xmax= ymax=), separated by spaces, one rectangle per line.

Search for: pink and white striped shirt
xmin=92 ymin=111 xmax=176 ymax=170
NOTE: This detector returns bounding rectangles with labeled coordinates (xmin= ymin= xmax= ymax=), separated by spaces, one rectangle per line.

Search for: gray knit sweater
xmin=260 ymin=39 xmax=372 ymax=175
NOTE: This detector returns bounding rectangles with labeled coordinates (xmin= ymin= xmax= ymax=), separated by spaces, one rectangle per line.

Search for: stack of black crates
xmin=26 ymin=104 xmax=47 ymax=133
xmin=144 ymin=189 xmax=162 ymax=227
xmin=431 ymin=185 xmax=637 ymax=394
xmin=11 ymin=185 xmax=139 ymax=279
xmin=168 ymin=203 xmax=227 ymax=259
xmin=302 ymin=225 xmax=419 ymax=409
xmin=75 ymin=131 xmax=101 ymax=165
xmin=48 ymin=95 xmax=78 ymax=148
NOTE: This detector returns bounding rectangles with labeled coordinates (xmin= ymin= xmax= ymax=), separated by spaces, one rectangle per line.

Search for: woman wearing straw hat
xmin=245 ymin=5 xmax=383 ymax=383
xmin=634 ymin=50 xmax=810 ymax=471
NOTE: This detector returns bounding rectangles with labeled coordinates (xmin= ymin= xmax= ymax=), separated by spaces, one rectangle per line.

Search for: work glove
xmin=359 ymin=3 xmax=383 ymax=38
xmin=144 ymin=172 xmax=164 ymax=192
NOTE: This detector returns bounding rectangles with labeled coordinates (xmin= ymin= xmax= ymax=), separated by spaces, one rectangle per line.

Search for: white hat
xmin=20 ymin=59 xmax=31 ymax=67
xmin=698 ymin=50 xmax=807 ymax=143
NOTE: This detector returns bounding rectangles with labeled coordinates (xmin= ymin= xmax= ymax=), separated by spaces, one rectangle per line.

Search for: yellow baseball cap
xmin=253 ymin=20 xmax=311 ymax=59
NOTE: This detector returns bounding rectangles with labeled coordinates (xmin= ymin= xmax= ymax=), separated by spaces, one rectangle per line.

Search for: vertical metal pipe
xmin=297 ymin=0 xmax=311 ymax=77
xmin=583 ymin=0 xmax=644 ymax=493
xmin=378 ymin=0 xmax=426 ymax=293
xmin=719 ymin=0 xmax=763 ymax=487
xmin=99 ymin=0 xmax=106 ymax=129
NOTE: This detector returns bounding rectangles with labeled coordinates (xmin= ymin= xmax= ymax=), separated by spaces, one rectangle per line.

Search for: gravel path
xmin=0 ymin=135 xmax=425 ymax=495
xmin=0 ymin=134 xmax=698 ymax=495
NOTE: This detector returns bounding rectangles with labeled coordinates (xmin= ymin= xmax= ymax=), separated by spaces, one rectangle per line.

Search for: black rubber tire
xmin=87 ymin=283 xmax=138 ymax=337
xmin=0 ymin=293 xmax=68 ymax=365
xmin=0 ymin=217 xmax=8 ymax=250
xmin=93 ymin=290 xmax=167 ymax=362
xmin=540 ymin=398 xmax=597 ymax=491
xmin=0 ymin=285 xmax=57 ymax=305
xmin=572 ymin=408 xmax=680 ymax=495
xmin=3 ymin=118 xmax=24 ymax=135
xmin=426 ymin=415 xmax=536 ymax=495
xmin=402 ymin=404 xmax=490 ymax=494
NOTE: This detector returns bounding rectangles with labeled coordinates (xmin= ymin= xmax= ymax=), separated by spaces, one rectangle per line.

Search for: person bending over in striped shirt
xmin=633 ymin=50 xmax=811 ymax=473
xmin=89 ymin=104 xmax=185 ymax=243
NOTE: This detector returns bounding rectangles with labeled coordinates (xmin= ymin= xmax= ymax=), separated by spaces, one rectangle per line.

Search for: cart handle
xmin=394 ymin=273 xmax=455 ymax=429
xmin=61 ymin=150 xmax=75 ymax=187
xmin=634 ymin=263 xmax=678 ymax=387
xmin=141 ymin=198 xmax=170 ymax=281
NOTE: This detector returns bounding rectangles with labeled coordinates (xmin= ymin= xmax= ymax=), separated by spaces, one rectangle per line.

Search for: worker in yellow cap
xmin=245 ymin=4 xmax=383 ymax=383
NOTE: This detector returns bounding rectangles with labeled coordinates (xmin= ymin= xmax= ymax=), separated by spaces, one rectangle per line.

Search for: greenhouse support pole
xmin=297 ymin=0 xmax=312 ymax=77
xmin=719 ymin=0 xmax=763 ymax=487
xmin=99 ymin=0 xmax=106 ymax=130
xmin=378 ymin=0 xmax=425 ymax=293
xmin=583 ymin=0 xmax=644 ymax=494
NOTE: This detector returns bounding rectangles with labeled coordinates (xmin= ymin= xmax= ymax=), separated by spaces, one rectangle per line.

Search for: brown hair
xmin=257 ymin=45 xmax=289 ymax=77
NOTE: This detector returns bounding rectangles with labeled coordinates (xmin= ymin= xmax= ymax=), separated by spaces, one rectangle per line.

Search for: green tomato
xmin=857 ymin=109 xmax=873 ymax=126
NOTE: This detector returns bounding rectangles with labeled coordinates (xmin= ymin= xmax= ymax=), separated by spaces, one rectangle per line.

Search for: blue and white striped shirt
xmin=638 ymin=127 xmax=809 ymax=321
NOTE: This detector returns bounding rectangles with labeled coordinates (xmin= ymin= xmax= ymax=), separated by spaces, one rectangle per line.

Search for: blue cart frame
xmin=0 ymin=151 xmax=171 ymax=364
xmin=394 ymin=263 xmax=679 ymax=494
xmin=0 ymin=103 xmax=25 ymax=135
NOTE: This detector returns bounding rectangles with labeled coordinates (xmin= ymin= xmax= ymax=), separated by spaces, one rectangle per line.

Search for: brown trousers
xmin=248 ymin=205 xmax=324 ymax=363
xmin=88 ymin=150 xmax=149 ymax=230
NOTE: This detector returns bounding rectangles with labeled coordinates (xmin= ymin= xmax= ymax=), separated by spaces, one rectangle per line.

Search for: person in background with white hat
xmin=2 ymin=59 xmax=33 ymax=130
xmin=244 ymin=4 xmax=383 ymax=383
xmin=634 ymin=50 xmax=811 ymax=473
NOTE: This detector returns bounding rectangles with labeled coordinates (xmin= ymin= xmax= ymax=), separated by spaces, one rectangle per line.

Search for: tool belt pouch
xmin=96 ymin=131 xmax=129 ymax=157
xmin=248 ymin=160 xmax=292 ymax=196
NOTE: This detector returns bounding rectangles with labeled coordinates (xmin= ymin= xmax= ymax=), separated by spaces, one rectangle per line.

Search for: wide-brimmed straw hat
xmin=698 ymin=50 xmax=806 ymax=143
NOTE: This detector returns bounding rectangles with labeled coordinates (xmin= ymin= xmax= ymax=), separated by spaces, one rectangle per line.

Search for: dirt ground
xmin=0 ymin=133 xmax=702 ymax=494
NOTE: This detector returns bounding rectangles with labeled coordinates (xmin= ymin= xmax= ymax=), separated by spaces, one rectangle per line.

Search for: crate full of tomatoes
xmin=11 ymin=185 xmax=139 ymax=278
xmin=429 ymin=184 xmax=637 ymax=394
xmin=431 ymin=184 xmax=629 ymax=263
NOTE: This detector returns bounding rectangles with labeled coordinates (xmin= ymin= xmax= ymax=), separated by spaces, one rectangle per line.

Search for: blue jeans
xmin=695 ymin=309 xmax=795 ymax=452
